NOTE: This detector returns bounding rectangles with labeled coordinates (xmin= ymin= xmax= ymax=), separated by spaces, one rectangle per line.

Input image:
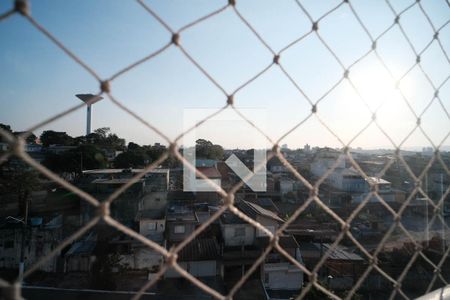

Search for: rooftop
xmin=82 ymin=168 xmax=169 ymax=175
xmin=166 ymin=208 xmax=197 ymax=222
xmin=65 ymin=233 xmax=96 ymax=256
xmin=91 ymin=178 xmax=144 ymax=185
xmin=315 ymin=243 xmax=364 ymax=261
xmin=247 ymin=198 xmax=279 ymax=213
xmin=196 ymin=166 xmax=222 ymax=179
xmin=178 ymin=238 xmax=220 ymax=261
xmin=366 ymin=177 xmax=391 ymax=185
xmin=136 ymin=209 xmax=165 ymax=221
xmin=238 ymin=200 xmax=284 ymax=223
xmin=221 ymin=200 xmax=284 ymax=224
xmin=195 ymin=159 xmax=217 ymax=168
xmin=257 ymin=235 xmax=299 ymax=249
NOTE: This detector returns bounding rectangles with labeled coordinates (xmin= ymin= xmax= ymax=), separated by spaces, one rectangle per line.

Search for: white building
xmin=262 ymin=235 xmax=304 ymax=295
xmin=280 ymin=178 xmax=295 ymax=195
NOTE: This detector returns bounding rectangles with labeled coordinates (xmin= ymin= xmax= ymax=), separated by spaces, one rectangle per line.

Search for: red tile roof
xmin=196 ymin=167 xmax=222 ymax=179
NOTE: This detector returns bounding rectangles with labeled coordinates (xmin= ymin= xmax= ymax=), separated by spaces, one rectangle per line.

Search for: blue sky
xmin=0 ymin=0 xmax=449 ymax=149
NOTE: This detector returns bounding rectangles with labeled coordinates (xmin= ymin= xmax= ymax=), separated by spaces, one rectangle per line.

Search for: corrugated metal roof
xmin=257 ymin=235 xmax=299 ymax=249
xmin=316 ymin=243 xmax=364 ymax=261
xmin=83 ymin=168 xmax=169 ymax=174
xmin=247 ymin=198 xmax=279 ymax=213
xmin=92 ymin=178 xmax=144 ymax=184
xmin=238 ymin=201 xmax=284 ymax=223
xmin=66 ymin=232 xmax=96 ymax=256
xmin=196 ymin=167 xmax=222 ymax=179
xmin=66 ymin=240 xmax=96 ymax=256
xmin=178 ymin=238 xmax=219 ymax=261
xmin=221 ymin=201 xmax=284 ymax=224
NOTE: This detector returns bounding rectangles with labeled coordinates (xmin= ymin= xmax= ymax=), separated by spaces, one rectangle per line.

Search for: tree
xmin=0 ymin=123 xmax=12 ymax=133
xmin=195 ymin=139 xmax=224 ymax=160
xmin=86 ymin=128 xmax=125 ymax=150
xmin=14 ymin=131 xmax=37 ymax=144
xmin=40 ymin=130 xmax=73 ymax=147
xmin=0 ymin=170 xmax=40 ymax=212
xmin=127 ymin=142 xmax=140 ymax=151
xmin=114 ymin=151 xmax=148 ymax=168
xmin=144 ymin=144 xmax=166 ymax=162
xmin=42 ymin=144 xmax=107 ymax=175
xmin=0 ymin=123 xmax=13 ymax=143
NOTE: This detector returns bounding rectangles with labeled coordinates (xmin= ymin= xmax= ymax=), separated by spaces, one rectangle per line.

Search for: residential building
xmin=165 ymin=238 xmax=220 ymax=278
xmin=64 ymin=232 xmax=96 ymax=273
xmin=166 ymin=205 xmax=198 ymax=243
xmin=0 ymin=215 xmax=63 ymax=273
xmin=260 ymin=235 xmax=304 ymax=297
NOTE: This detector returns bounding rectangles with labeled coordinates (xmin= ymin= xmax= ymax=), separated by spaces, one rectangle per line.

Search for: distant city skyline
xmin=1 ymin=0 xmax=449 ymax=149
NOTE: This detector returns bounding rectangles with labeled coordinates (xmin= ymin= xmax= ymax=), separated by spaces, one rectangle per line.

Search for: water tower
xmin=75 ymin=94 xmax=103 ymax=135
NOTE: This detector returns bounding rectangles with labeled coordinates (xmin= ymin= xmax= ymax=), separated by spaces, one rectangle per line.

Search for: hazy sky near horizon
xmin=0 ymin=0 xmax=449 ymax=149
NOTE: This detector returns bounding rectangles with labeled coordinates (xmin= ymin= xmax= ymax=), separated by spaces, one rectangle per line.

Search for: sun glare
xmin=342 ymin=65 xmax=414 ymax=118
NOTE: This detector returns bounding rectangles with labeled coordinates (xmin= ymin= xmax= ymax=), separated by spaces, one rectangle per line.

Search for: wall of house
xmin=0 ymin=228 xmax=19 ymax=269
xmin=311 ymin=158 xmax=344 ymax=178
xmin=352 ymin=192 xmax=396 ymax=204
xmin=144 ymin=172 xmax=169 ymax=192
xmin=165 ymin=260 xmax=217 ymax=278
xmin=328 ymin=276 xmax=354 ymax=290
xmin=118 ymin=247 xmax=163 ymax=271
xmin=139 ymin=219 xmax=165 ymax=237
xmin=341 ymin=176 xmax=367 ymax=192
xmin=166 ymin=222 xmax=196 ymax=242
xmin=0 ymin=227 xmax=61 ymax=272
xmin=255 ymin=216 xmax=278 ymax=238
xmin=263 ymin=262 xmax=303 ymax=290
xmin=222 ymin=224 xmax=255 ymax=246
xmin=184 ymin=177 xmax=222 ymax=192
xmin=65 ymin=256 xmax=93 ymax=272
xmin=280 ymin=179 xmax=294 ymax=195
xmin=140 ymin=191 xmax=167 ymax=211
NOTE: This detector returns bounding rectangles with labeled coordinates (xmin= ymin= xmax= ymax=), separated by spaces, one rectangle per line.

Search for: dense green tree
xmin=43 ymin=144 xmax=107 ymax=175
xmin=0 ymin=123 xmax=12 ymax=132
xmin=127 ymin=142 xmax=140 ymax=151
xmin=0 ymin=123 xmax=13 ymax=143
xmin=40 ymin=130 xmax=74 ymax=147
xmin=195 ymin=138 xmax=224 ymax=160
xmin=86 ymin=127 xmax=125 ymax=150
xmin=13 ymin=131 xmax=37 ymax=144
xmin=144 ymin=144 xmax=166 ymax=162
xmin=114 ymin=151 xmax=148 ymax=168
xmin=0 ymin=170 xmax=40 ymax=211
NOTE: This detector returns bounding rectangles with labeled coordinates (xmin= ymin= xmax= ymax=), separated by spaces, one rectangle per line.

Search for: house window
xmin=148 ymin=222 xmax=156 ymax=231
xmin=174 ymin=225 xmax=185 ymax=234
xmin=155 ymin=198 xmax=160 ymax=202
xmin=234 ymin=227 xmax=245 ymax=237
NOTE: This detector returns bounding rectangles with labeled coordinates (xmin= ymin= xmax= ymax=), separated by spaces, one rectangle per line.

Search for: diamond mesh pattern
xmin=0 ymin=0 xmax=449 ymax=299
